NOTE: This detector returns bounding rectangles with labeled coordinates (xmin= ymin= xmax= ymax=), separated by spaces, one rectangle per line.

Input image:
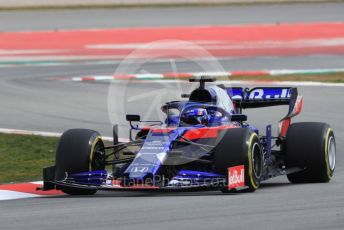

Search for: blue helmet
xmin=181 ymin=108 xmax=208 ymax=126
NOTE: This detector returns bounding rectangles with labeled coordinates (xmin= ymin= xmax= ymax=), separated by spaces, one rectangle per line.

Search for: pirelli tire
xmin=214 ymin=128 xmax=263 ymax=192
xmin=285 ymin=122 xmax=336 ymax=183
xmin=55 ymin=129 xmax=105 ymax=195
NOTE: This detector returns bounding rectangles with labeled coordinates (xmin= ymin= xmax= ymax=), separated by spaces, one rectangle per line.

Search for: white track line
xmin=0 ymin=190 xmax=41 ymax=201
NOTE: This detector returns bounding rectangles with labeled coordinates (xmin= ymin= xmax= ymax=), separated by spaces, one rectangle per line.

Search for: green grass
xmin=0 ymin=133 xmax=58 ymax=184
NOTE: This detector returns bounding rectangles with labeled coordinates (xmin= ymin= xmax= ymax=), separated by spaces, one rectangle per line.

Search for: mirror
xmin=231 ymin=114 xmax=247 ymax=122
xmin=126 ymin=114 xmax=141 ymax=122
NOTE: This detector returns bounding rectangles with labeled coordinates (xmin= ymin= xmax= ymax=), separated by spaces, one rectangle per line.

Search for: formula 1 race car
xmin=41 ymin=77 xmax=336 ymax=195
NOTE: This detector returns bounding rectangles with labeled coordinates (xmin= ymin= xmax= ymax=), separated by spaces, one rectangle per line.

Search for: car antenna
xmin=189 ymin=76 xmax=216 ymax=89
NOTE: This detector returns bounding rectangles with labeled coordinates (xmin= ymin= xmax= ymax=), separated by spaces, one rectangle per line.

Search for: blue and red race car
xmin=41 ymin=77 xmax=336 ymax=194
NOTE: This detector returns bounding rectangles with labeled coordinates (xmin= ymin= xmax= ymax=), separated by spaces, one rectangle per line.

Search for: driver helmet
xmin=181 ymin=108 xmax=208 ymax=126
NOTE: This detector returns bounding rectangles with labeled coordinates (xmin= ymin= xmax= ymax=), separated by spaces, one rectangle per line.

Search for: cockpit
xmin=161 ymin=85 xmax=235 ymax=127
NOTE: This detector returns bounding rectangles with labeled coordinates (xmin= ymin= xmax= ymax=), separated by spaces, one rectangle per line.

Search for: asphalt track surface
xmin=0 ymin=2 xmax=344 ymax=31
xmin=1 ymin=3 xmax=344 ymax=230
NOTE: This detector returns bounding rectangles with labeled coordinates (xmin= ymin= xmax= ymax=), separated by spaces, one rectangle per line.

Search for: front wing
xmin=41 ymin=166 xmax=249 ymax=192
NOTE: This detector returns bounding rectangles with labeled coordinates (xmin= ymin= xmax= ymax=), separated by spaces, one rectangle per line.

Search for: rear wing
xmin=226 ymin=87 xmax=295 ymax=109
xmin=222 ymin=86 xmax=303 ymax=137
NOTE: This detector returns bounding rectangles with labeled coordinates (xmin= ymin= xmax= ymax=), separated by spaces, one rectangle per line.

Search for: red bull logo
xmin=228 ymin=165 xmax=245 ymax=189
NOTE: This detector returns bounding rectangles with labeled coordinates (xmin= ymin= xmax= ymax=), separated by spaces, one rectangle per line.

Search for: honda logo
xmin=130 ymin=166 xmax=149 ymax=173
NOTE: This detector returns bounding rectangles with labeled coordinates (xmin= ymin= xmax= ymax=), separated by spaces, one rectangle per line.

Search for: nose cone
xmin=125 ymin=129 xmax=179 ymax=180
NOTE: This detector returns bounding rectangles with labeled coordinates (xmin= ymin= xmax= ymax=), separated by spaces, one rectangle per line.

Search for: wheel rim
xmin=92 ymin=141 xmax=105 ymax=170
xmin=251 ymin=143 xmax=262 ymax=178
xmin=328 ymin=136 xmax=336 ymax=171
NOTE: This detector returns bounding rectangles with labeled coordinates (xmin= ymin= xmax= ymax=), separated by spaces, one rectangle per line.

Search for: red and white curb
xmin=70 ymin=68 xmax=344 ymax=87
xmin=0 ymin=181 xmax=63 ymax=201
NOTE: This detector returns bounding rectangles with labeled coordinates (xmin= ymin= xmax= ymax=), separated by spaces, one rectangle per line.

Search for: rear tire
xmin=55 ymin=129 xmax=105 ymax=195
xmin=214 ymin=128 xmax=263 ymax=192
xmin=285 ymin=122 xmax=336 ymax=183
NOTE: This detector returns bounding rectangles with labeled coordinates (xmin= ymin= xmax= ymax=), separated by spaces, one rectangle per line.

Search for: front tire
xmin=55 ymin=129 xmax=105 ymax=195
xmin=285 ymin=122 xmax=336 ymax=183
xmin=214 ymin=128 xmax=263 ymax=192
